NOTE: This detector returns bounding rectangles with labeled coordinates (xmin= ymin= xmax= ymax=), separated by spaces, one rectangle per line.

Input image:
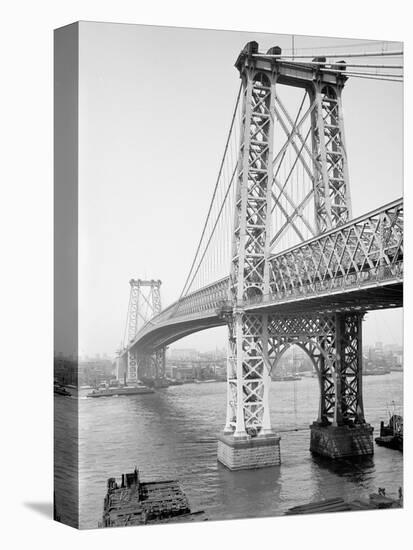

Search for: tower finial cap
xmin=244 ymin=41 xmax=259 ymax=55
xmin=235 ymin=41 xmax=259 ymax=72
xmin=267 ymin=46 xmax=282 ymax=56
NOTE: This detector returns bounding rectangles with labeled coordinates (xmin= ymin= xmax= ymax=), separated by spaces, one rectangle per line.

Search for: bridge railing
xmin=172 ymin=277 xmax=229 ymax=318
xmin=262 ymin=198 xmax=403 ymax=305
xmin=245 ymin=260 xmax=403 ymax=309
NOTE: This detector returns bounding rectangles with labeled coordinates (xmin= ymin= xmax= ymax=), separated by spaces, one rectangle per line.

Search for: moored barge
xmin=286 ymin=489 xmax=402 ymax=515
xmin=87 ymin=384 xmax=154 ymax=398
xmin=100 ymin=467 xmax=206 ymax=527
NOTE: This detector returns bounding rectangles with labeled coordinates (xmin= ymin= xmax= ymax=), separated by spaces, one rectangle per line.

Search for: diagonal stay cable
xmin=255 ymin=50 xmax=403 ymax=59
xmin=273 ymin=90 xmax=307 ymax=180
xmin=179 ymin=83 xmax=242 ymax=300
xmin=273 ymin=125 xmax=312 ymax=212
xmin=270 ymin=126 xmax=313 ymax=248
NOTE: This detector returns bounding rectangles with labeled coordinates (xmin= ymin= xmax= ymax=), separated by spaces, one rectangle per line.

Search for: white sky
xmin=77 ymin=22 xmax=403 ymax=356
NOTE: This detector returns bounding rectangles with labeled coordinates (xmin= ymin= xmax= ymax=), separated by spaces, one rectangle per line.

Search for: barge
xmin=286 ymin=489 xmax=402 ymax=515
xmin=100 ymin=467 xmax=206 ymax=527
xmin=87 ymin=384 xmax=154 ymax=398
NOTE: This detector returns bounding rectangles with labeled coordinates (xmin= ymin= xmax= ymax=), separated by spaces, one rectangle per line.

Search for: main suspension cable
xmin=254 ymin=50 xmax=403 ymax=59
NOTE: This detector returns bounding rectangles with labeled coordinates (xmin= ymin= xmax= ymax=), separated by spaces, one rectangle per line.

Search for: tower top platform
xmin=235 ymin=41 xmax=348 ymax=88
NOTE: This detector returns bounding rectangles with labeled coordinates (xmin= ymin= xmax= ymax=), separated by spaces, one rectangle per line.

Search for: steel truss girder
xmin=268 ymin=199 xmax=403 ymax=304
xmin=127 ymin=200 xmax=402 ymax=353
xmin=174 ymin=278 xmax=229 ymax=318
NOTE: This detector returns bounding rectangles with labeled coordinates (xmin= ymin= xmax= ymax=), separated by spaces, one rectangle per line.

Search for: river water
xmin=54 ymin=372 xmax=403 ymax=529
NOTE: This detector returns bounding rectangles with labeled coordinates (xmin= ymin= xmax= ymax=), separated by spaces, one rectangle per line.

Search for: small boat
xmin=54 ymin=382 xmax=71 ymax=396
xmin=87 ymin=384 xmax=154 ymax=398
xmin=165 ymin=378 xmax=184 ymax=386
xmin=375 ymin=408 xmax=403 ymax=451
xmin=363 ymin=368 xmax=391 ymax=376
xmin=273 ymin=375 xmax=301 ymax=382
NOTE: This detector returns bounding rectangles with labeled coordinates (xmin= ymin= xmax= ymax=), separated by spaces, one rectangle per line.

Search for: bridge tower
xmin=123 ymin=279 xmax=166 ymax=384
xmin=217 ymin=42 xmax=373 ymax=470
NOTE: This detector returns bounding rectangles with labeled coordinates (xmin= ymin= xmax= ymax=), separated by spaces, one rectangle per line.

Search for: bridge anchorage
xmin=120 ymin=41 xmax=403 ymax=470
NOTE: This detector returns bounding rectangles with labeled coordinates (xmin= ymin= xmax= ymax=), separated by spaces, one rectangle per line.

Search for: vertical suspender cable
xmin=179 ymin=84 xmax=242 ymax=300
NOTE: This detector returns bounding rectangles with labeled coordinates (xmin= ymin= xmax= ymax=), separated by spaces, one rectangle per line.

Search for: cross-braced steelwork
xmin=119 ymin=41 xmax=403 ymax=468
xmin=310 ymin=78 xmax=351 ymax=232
xmin=262 ymin=198 xmax=403 ymax=308
xmin=223 ymin=41 xmax=360 ymax=445
xmin=266 ymin=314 xmax=336 ymax=423
xmin=265 ymin=312 xmax=364 ymax=425
xmin=226 ymin=44 xmax=277 ymax=439
xmin=124 ymin=279 xmax=165 ymax=383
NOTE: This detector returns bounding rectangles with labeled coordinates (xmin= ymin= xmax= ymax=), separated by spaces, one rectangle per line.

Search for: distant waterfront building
xmin=54 ymin=355 xmax=78 ymax=386
xmin=273 ymin=346 xmax=313 ymax=375
xmin=394 ymin=352 xmax=403 ymax=366
xmin=168 ymin=348 xmax=199 ymax=360
xmin=78 ymin=359 xmax=115 ymax=386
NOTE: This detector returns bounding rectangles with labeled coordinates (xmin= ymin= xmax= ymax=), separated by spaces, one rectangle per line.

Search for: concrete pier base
xmin=310 ymin=423 xmax=374 ymax=459
xmin=217 ymin=433 xmax=281 ymax=470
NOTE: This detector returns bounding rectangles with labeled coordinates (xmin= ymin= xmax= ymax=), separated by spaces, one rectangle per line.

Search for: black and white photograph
xmin=53 ymin=21 xmax=404 ymax=529
xmin=4 ymin=4 xmax=410 ymax=547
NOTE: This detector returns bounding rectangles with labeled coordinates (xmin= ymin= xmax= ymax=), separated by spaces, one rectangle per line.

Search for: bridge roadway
xmin=128 ymin=198 xmax=403 ymax=354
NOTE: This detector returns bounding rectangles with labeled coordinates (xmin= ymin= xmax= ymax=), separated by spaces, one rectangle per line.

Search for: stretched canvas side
xmin=54 ymin=22 xmax=79 ymax=529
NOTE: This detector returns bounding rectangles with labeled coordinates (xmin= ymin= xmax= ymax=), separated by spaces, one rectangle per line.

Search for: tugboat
xmin=375 ymin=406 xmax=403 ymax=451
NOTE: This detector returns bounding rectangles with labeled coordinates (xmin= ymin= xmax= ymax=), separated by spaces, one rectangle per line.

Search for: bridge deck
xmin=127 ymin=198 xmax=403 ymax=353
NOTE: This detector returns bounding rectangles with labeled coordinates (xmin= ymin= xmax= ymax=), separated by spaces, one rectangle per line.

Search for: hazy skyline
xmin=76 ymin=22 xmax=403 ymax=356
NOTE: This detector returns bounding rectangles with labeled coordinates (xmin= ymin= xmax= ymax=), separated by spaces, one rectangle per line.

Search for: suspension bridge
xmin=116 ymin=41 xmax=403 ymax=470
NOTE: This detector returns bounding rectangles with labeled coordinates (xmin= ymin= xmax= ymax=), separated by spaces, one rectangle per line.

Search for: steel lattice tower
xmin=218 ymin=42 xmax=372 ymax=469
xmin=123 ymin=279 xmax=165 ymax=383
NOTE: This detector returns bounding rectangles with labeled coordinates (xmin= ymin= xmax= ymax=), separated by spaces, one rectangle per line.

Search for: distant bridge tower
xmin=124 ymin=279 xmax=166 ymax=383
xmin=217 ymin=42 xmax=372 ymax=470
